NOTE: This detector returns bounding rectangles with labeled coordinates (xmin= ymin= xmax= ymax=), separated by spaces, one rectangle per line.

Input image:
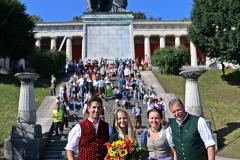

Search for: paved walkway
xmin=37 ymin=72 xmax=239 ymax=160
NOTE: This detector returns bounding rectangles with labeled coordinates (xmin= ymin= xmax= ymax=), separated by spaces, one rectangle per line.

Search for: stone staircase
xmin=41 ymin=109 xmax=81 ymax=160
xmin=41 ymin=75 xmax=150 ymax=160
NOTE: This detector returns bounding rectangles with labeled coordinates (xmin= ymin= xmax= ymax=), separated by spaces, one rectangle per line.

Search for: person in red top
xmin=65 ymin=96 xmax=114 ymax=160
xmin=135 ymin=57 xmax=140 ymax=69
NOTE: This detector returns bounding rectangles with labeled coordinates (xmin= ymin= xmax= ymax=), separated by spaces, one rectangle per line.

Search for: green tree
xmin=30 ymin=14 xmax=43 ymax=23
xmin=133 ymin=12 xmax=146 ymax=19
xmin=27 ymin=49 xmax=66 ymax=78
xmin=151 ymin=46 xmax=190 ymax=75
xmin=188 ymin=0 xmax=240 ymax=75
xmin=72 ymin=16 xmax=82 ymax=21
xmin=0 ymin=0 xmax=35 ymax=59
xmin=148 ymin=16 xmax=162 ymax=20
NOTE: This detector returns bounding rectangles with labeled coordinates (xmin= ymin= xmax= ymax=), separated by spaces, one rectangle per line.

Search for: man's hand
xmin=207 ymin=145 xmax=215 ymax=160
xmin=66 ymin=150 xmax=74 ymax=160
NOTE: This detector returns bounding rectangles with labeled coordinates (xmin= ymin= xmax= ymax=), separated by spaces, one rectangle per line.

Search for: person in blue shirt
xmin=132 ymin=102 xmax=142 ymax=133
xmin=118 ymin=77 xmax=126 ymax=88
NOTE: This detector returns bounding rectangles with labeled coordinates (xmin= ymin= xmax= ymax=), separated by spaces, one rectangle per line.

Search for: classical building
xmin=33 ymin=18 xmax=204 ymax=67
xmin=1 ymin=15 xmax=207 ymax=74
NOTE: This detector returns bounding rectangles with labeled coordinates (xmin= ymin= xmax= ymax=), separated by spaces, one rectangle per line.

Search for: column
xmin=19 ymin=58 xmax=25 ymax=70
xmin=190 ymin=42 xmax=198 ymax=66
xmin=159 ymin=35 xmax=166 ymax=49
xmin=129 ymin=24 xmax=135 ymax=60
xmin=144 ymin=35 xmax=151 ymax=63
xmin=35 ymin=37 xmax=41 ymax=49
xmin=4 ymin=57 xmax=10 ymax=70
xmin=11 ymin=72 xmax=42 ymax=139
xmin=175 ymin=35 xmax=181 ymax=48
xmin=179 ymin=70 xmax=204 ymax=117
xmin=81 ymin=36 xmax=85 ymax=61
xmin=66 ymin=37 xmax=73 ymax=61
xmin=50 ymin=37 xmax=57 ymax=51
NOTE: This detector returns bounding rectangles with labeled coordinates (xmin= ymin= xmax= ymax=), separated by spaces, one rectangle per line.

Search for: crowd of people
xmin=51 ymin=56 xmax=215 ymax=160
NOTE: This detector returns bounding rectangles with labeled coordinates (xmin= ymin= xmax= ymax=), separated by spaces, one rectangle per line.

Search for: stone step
xmin=47 ymin=142 xmax=67 ymax=147
xmin=43 ymin=151 xmax=67 ymax=155
xmin=42 ymin=155 xmax=67 ymax=159
xmin=45 ymin=147 xmax=66 ymax=151
xmin=41 ymin=74 xmax=156 ymax=159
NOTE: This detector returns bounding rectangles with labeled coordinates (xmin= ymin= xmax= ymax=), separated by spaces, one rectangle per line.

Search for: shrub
xmin=151 ymin=46 xmax=190 ymax=75
xmin=27 ymin=49 xmax=66 ymax=78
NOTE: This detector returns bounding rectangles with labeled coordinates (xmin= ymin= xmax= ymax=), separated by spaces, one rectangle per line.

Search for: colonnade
xmin=35 ymin=36 xmax=74 ymax=62
xmin=142 ymin=34 xmax=198 ymax=66
xmin=35 ymin=35 xmax=198 ymax=66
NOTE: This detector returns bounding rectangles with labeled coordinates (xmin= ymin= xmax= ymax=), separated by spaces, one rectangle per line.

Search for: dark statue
xmin=86 ymin=0 xmax=128 ymax=12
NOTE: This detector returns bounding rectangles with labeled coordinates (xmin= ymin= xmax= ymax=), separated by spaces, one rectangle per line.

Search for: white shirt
xmin=65 ymin=119 xmax=114 ymax=151
xmin=146 ymin=127 xmax=174 ymax=147
xmin=124 ymin=68 xmax=130 ymax=76
xmin=82 ymin=104 xmax=88 ymax=115
xmin=168 ymin=113 xmax=216 ymax=149
xmin=150 ymin=93 xmax=158 ymax=99
xmin=93 ymin=80 xmax=98 ymax=87
xmin=77 ymin=78 xmax=84 ymax=86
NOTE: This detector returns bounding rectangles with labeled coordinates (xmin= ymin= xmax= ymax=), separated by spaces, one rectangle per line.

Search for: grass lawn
xmin=155 ymin=69 xmax=240 ymax=158
xmin=0 ymin=73 xmax=64 ymax=157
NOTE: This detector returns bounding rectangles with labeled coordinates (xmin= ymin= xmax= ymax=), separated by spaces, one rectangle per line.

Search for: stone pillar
xmin=19 ymin=58 xmax=25 ymax=70
xmin=179 ymin=70 xmax=204 ymax=117
xmin=159 ymin=35 xmax=166 ymax=49
xmin=5 ymin=57 xmax=10 ymax=70
xmin=35 ymin=37 xmax=41 ymax=49
xmin=50 ymin=37 xmax=57 ymax=51
xmin=4 ymin=73 xmax=45 ymax=160
xmin=144 ymin=35 xmax=151 ymax=63
xmin=81 ymin=35 xmax=85 ymax=61
xmin=66 ymin=37 xmax=73 ymax=62
xmin=129 ymin=24 xmax=135 ymax=60
xmin=175 ymin=35 xmax=181 ymax=48
xmin=11 ymin=73 xmax=42 ymax=138
xmin=190 ymin=42 xmax=198 ymax=66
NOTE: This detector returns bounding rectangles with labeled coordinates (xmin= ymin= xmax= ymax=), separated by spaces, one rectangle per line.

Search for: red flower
xmin=105 ymin=142 xmax=111 ymax=149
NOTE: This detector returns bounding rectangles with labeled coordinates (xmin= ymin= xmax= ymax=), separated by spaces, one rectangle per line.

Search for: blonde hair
xmin=114 ymin=108 xmax=137 ymax=143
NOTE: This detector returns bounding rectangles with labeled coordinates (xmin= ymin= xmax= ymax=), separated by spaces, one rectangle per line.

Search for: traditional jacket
xmin=170 ymin=114 xmax=208 ymax=160
xmin=78 ymin=119 xmax=109 ymax=160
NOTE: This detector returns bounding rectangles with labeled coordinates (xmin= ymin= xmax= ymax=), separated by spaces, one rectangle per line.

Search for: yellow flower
xmin=118 ymin=148 xmax=128 ymax=157
xmin=109 ymin=151 xmax=115 ymax=157
xmin=108 ymin=147 xmax=112 ymax=153
xmin=114 ymin=140 xmax=123 ymax=146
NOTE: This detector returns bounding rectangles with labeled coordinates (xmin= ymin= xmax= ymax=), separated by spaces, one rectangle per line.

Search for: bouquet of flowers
xmin=105 ymin=138 xmax=147 ymax=160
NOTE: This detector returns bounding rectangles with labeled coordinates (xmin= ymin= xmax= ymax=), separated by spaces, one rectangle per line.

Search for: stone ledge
xmin=36 ymin=96 xmax=56 ymax=138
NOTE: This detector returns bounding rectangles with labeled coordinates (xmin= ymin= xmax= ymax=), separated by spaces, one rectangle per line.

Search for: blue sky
xmin=19 ymin=0 xmax=193 ymax=22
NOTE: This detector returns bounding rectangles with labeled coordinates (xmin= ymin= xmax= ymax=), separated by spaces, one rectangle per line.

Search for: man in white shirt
xmin=168 ymin=98 xmax=215 ymax=160
xmin=66 ymin=96 xmax=114 ymax=160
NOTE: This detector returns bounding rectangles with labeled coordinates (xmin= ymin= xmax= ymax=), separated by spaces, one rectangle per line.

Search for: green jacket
xmin=170 ymin=114 xmax=208 ymax=160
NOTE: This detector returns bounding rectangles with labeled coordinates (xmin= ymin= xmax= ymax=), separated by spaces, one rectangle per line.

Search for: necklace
xmin=150 ymin=127 xmax=160 ymax=133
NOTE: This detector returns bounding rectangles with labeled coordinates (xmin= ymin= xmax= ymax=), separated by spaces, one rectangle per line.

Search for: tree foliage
xmin=72 ymin=16 xmax=82 ymax=21
xmin=133 ymin=12 xmax=147 ymax=19
xmin=27 ymin=50 xmax=66 ymax=78
xmin=151 ymin=46 xmax=190 ymax=75
xmin=0 ymin=0 xmax=36 ymax=59
xmin=188 ymin=0 xmax=240 ymax=66
xmin=30 ymin=14 xmax=43 ymax=23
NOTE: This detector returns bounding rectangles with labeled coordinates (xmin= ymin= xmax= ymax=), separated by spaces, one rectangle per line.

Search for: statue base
xmin=4 ymin=138 xmax=48 ymax=160
xmin=10 ymin=123 xmax=43 ymax=139
xmin=4 ymin=123 xmax=46 ymax=160
xmin=82 ymin=12 xmax=135 ymax=62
